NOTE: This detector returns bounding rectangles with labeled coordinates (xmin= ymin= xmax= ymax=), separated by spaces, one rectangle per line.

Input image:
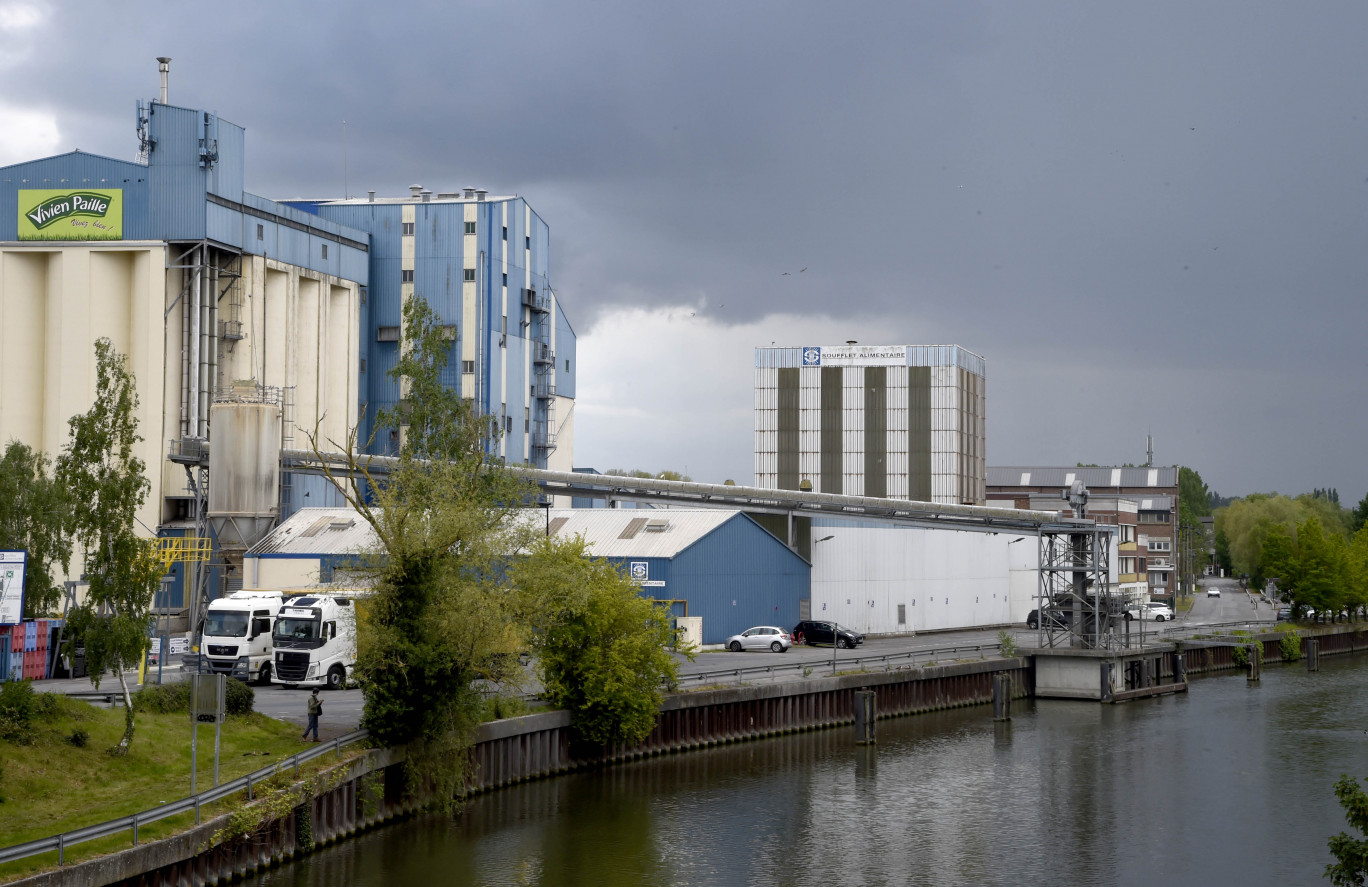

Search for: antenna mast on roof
xmin=1145 ymin=434 xmax=1154 ymax=468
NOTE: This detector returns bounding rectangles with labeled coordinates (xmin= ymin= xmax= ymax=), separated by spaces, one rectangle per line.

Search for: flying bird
xmin=799 ymin=267 xmax=807 ymax=273
xmin=782 ymin=272 xmax=791 ymax=276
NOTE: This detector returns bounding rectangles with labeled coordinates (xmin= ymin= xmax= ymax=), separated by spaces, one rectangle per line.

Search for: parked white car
xmin=1126 ymin=602 xmax=1175 ymax=622
xmin=724 ymin=626 xmax=792 ymax=653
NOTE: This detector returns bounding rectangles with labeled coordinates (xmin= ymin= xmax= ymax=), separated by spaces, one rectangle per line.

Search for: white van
xmin=270 ymin=592 xmax=359 ymax=690
xmin=201 ymin=591 xmax=285 ymax=683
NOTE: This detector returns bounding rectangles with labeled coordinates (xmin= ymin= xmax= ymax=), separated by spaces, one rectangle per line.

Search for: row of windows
xmin=401 ymin=221 xmax=477 ymax=236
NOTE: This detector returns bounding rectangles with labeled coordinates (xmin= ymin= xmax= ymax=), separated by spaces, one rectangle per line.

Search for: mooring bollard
xmin=1307 ymin=638 xmax=1320 ymax=672
xmin=1247 ymin=645 xmax=1261 ymax=682
xmin=854 ymin=689 xmax=876 ymax=744
xmin=992 ymin=672 xmax=1012 ymax=720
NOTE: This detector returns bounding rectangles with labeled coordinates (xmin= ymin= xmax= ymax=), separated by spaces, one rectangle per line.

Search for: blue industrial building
xmin=2 ymin=72 xmax=577 ymax=628
xmin=544 ymin=508 xmax=810 ymax=644
xmin=283 ymin=189 xmax=576 ymax=468
xmin=243 ymin=506 xmax=810 ymax=645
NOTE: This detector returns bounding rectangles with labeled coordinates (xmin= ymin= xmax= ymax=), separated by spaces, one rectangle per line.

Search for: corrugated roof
xmin=987 ymin=466 xmax=1178 ymax=488
xmin=544 ymin=508 xmax=740 ymax=558
xmin=245 ymin=506 xmax=746 ymax=560
xmin=246 ymin=507 xmax=377 ymax=557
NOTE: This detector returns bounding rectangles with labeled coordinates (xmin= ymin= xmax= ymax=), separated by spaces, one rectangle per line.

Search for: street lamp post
xmin=813 ymin=535 xmax=837 ymax=674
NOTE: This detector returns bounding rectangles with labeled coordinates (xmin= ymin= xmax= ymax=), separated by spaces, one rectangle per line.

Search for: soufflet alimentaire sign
xmin=17 ymin=189 xmax=123 ymax=240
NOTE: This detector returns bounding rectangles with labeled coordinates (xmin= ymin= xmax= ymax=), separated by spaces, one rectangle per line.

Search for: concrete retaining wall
xmin=10 ymin=657 xmax=1029 ymax=887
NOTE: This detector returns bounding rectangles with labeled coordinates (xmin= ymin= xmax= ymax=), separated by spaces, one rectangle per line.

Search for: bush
xmin=0 ymin=680 xmax=43 ymax=743
xmin=1232 ymin=645 xmax=1249 ymax=668
xmin=1280 ymin=632 xmax=1302 ymax=662
xmin=68 ymin=727 xmax=90 ymax=747
xmin=133 ymin=679 xmax=255 ymax=716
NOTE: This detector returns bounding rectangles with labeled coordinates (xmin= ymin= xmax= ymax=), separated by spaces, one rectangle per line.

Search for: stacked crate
xmin=24 ymin=620 xmax=47 ymax=679
xmin=0 ymin=625 xmax=11 ymax=681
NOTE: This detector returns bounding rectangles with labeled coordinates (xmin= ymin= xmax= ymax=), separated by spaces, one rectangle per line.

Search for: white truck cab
xmin=271 ymin=592 xmax=359 ymax=690
xmin=201 ymin=591 xmax=285 ymax=683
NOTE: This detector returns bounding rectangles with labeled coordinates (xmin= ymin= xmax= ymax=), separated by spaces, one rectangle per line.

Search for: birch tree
xmin=56 ymin=338 xmax=162 ymax=754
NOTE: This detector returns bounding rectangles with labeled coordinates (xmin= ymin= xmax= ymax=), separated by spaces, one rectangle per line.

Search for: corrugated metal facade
xmin=754 ymin=345 xmax=985 ymax=505
xmin=548 ymin=508 xmax=809 ymax=644
xmin=808 ymin=520 xmax=1019 ymax=634
xmin=307 ymin=195 xmax=575 ymax=466
xmin=1 ymin=102 xmax=369 ymax=285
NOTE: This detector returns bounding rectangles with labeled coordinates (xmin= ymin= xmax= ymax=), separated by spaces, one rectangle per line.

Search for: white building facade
xmin=754 ymin=344 xmax=986 ymax=505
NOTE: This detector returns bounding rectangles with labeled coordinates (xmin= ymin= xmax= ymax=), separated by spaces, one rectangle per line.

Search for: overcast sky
xmin=3 ymin=1 xmax=1365 ymax=501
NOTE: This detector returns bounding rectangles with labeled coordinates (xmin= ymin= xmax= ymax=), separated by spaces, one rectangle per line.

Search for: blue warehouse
xmin=544 ymin=508 xmax=811 ymax=645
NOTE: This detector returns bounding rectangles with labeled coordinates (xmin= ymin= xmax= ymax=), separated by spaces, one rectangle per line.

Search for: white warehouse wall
xmin=809 ymin=522 xmax=1021 ymax=635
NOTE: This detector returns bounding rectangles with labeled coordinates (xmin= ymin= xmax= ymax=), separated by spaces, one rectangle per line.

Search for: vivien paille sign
xmin=17 ymin=189 xmax=123 ymax=240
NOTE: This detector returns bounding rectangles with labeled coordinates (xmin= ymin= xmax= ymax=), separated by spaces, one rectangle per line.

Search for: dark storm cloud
xmin=8 ymin=0 xmax=1368 ymax=496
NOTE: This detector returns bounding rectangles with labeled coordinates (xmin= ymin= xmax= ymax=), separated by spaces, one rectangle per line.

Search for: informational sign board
xmin=628 ymin=561 xmax=665 ymax=588
xmin=0 ymin=550 xmax=27 ymax=625
xmin=802 ymin=345 xmax=906 ymax=367
xmin=190 ymin=673 xmax=226 ymax=724
xmin=16 ymin=189 xmax=124 ymax=240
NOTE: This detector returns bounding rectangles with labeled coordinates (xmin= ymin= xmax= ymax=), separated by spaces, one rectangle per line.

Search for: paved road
xmin=36 ymin=579 xmax=1277 ymax=733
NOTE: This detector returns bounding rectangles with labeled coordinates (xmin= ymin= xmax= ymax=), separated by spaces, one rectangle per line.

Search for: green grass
xmin=0 ymin=692 xmax=350 ymax=882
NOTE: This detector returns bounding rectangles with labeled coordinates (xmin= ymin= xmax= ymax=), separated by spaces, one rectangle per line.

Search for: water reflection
xmin=251 ymin=656 xmax=1368 ymax=886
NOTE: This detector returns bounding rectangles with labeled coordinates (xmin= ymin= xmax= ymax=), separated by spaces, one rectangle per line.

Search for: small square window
xmin=256 ymin=223 xmax=264 ymax=240
xmin=506 ymin=416 xmax=512 ymax=433
xmin=502 ymin=226 xmax=507 ymax=241
xmin=564 ymin=359 xmax=570 ymax=372
xmin=524 ymin=236 xmax=530 ymax=249
xmin=360 ymin=287 xmax=367 ymax=305
xmin=321 ymin=244 xmax=328 ymax=259
xmin=376 ymin=326 xmax=400 ymax=342
xmin=401 ymin=269 xmax=414 ymax=283
xmin=463 ymin=268 xmax=476 ymax=282
xmin=464 ymin=221 xmax=476 ymax=235
xmin=462 ymin=360 xmax=475 ymax=374
xmin=359 ymin=358 xmax=367 ymax=372
xmin=401 ymin=222 xmax=414 ymax=236
xmin=502 ymin=273 xmax=507 ymax=287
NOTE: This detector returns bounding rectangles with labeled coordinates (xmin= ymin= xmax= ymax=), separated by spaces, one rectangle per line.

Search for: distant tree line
xmin=1214 ymin=488 xmax=1368 ymax=620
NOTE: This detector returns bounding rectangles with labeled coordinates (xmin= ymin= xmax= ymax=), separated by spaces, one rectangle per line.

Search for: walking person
xmin=303 ymin=688 xmax=322 ymax=741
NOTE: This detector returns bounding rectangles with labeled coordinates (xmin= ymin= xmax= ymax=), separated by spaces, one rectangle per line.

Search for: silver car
xmin=724 ymin=626 xmax=791 ymax=653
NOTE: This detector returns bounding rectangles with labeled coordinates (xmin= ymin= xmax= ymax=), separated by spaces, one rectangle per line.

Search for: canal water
xmin=250 ymin=655 xmax=1368 ymax=886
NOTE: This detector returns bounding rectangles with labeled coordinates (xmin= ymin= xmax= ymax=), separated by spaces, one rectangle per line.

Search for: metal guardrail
xmin=676 ymin=643 xmax=1004 ymax=687
xmin=0 ymin=728 xmax=370 ymax=867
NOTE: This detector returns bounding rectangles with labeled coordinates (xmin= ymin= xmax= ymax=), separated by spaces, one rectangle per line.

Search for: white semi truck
xmin=201 ymin=591 xmax=285 ymax=683
xmin=270 ymin=592 xmax=359 ymax=690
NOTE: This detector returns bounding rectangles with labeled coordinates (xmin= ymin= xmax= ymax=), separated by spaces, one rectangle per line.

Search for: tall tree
xmin=56 ymin=339 xmax=163 ymax=754
xmin=311 ymin=296 xmax=536 ymax=795
xmin=0 ymin=441 xmax=70 ymax=617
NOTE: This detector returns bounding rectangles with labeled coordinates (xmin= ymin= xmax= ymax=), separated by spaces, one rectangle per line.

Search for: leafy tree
xmin=1327 ymin=775 xmax=1368 ymax=886
xmin=310 ymin=296 xmax=537 ymax=796
xmin=1178 ymin=466 xmax=1211 ymax=521
xmin=55 ymin=339 xmax=163 ymax=754
xmin=1352 ymin=494 xmax=1368 ymax=534
xmin=0 ymin=441 xmax=70 ymax=617
xmin=512 ymin=534 xmax=686 ymax=747
xmin=1260 ymin=517 xmax=1350 ymax=620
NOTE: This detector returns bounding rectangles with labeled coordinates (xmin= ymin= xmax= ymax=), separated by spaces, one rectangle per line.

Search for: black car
xmin=1025 ymin=608 xmax=1073 ymax=630
xmin=792 ymin=620 xmax=864 ymax=649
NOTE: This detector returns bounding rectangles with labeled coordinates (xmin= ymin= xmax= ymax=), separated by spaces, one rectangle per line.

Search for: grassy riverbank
xmin=0 ymin=686 xmax=347 ymax=882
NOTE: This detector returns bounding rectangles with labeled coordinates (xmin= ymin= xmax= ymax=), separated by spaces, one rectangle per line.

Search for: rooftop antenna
xmin=1146 ymin=434 xmax=1154 ymax=468
xmin=157 ymin=57 xmax=171 ymax=104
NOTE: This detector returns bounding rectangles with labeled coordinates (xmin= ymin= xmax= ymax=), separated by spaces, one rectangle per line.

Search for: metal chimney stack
xmin=157 ymin=57 xmax=171 ymax=104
